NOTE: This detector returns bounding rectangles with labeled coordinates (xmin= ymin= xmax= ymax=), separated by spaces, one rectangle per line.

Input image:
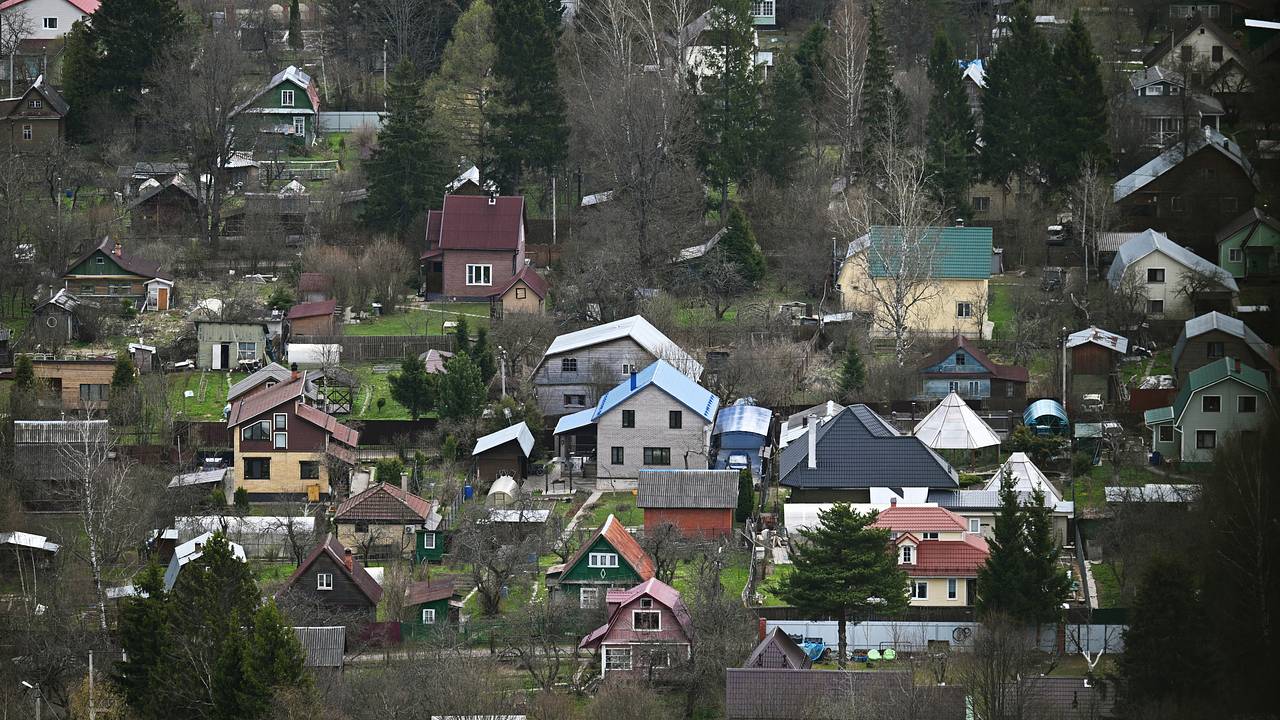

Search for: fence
xmin=289 ymin=334 xmax=455 ymax=362
xmin=257 ymin=159 xmax=339 ymax=181
xmin=765 ymin=619 xmax=1126 ymax=656
xmin=318 ymin=111 xmax=385 ymax=133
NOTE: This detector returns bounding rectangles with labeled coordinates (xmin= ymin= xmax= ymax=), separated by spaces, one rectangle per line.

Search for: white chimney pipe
xmin=807 ymin=414 xmax=818 ymax=470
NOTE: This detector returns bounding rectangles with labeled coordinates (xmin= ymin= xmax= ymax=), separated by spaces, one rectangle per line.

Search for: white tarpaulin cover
xmin=912 ymin=393 xmax=1001 ymax=450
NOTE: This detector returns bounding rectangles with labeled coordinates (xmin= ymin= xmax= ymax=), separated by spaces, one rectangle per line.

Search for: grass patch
xmin=582 ymin=491 xmax=643 ymax=528
xmin=670 ymin=551 xmax=751 ymax=599
xmin=168 ymin=371 xmax=246 ymax=420
xmin=1089 ymin=561 xmax=1124 ymax=608
xmin=757 ymin=563 xmax=793 ymax=606
xmin=350 ymin=364 xmax=422 ymax=420
xmin=989 ymin=282 xmax=1015 ymax=340
xmin=344 ymin=304 xmax=489 ymax=337
xmin=2 ymin=303 xmax=30 ymax=334
xmin=1072 ymin=463 xmax=1155 ymax=508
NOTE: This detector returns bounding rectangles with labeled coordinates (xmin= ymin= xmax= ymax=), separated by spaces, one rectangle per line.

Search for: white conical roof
xmin=912 ymin=393 xmax=1001 ymax=450
xmin=985 ymin=452 xmax=1062 ymax=503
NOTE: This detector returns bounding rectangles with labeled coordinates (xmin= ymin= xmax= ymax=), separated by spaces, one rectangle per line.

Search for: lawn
xmin=350 ymin=364 xmax=426 ymax=420
xmin=344 ymin=303 xmax=490 ymax=337
xmin=168 ymin=371 xmax=246 ymax=420
xmin=582 ymin=491 xmax=644 ymax=528
xmin=1089 ymin=561 xmax=1124 ymax=608
xmin=757 ymin=563 xmax=793 ymax=606
xmin=1072 ymin=463 xmax=1156 ymax=509
xmin=670 ymin=551 xmax=751 ymax=599
xmin=1 ymin=303 xmax=30 ymax=334
xmin=988 ymin=282 xmax=1016 ymax=340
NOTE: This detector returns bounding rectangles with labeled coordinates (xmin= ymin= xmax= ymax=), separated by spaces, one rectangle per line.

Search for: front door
xmin=157 ymin=287 xmax=169 ymax=310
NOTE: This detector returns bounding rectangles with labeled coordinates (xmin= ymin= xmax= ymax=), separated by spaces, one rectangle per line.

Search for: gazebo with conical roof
xmin=912 ymin=392 xmax=1001 ymax=450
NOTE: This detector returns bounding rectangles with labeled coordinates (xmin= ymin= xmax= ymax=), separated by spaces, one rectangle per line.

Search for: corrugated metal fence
xmin=318 ymin=111 xmax=385 ymax=133
xmin=290 ymin=334 xmax=454 ymax=362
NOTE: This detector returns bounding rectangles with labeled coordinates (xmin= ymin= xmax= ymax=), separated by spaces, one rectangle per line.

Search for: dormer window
xmin=955 ymin=352 xmax=966 ymax=366
xmin=899 ymin=545 xmax=915 ymax=564
xmin=281 ymin=89 xmax=295 ymax=106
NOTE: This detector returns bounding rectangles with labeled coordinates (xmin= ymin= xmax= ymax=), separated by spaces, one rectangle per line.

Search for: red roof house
xmin=580 ymin=578 xmax=693 ymax=679
xmin=422 ymin=194 xmax=527 ymax=299
xmin=492 ymin=265 xmax=549 ymax=317
xmin=334 ymin=482 xmax=439 ymax=560
xmin=873 ymin=504 xmax=989 ymax=607
xmin=917 ymin=335 xmax=1028 ymax=411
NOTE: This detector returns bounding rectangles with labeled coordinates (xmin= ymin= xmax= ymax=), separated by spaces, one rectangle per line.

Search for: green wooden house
xmin=401 ymin=579 xmax=459 ymax=639
xmin=545 ymin=514 xmax=655 ymax=609
xmin=415 ymin=525 xmax=444 ymax=564
xmin=61 ymin=237 xmax=173 ymax=311
xmin=232 ymin=65 xmax=321 ymax=146
xmin=1217 ymin=208 xmax=1280 ymax=279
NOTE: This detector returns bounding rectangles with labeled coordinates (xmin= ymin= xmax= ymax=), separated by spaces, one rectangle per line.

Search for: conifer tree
xmin=860 ymin=3 xmax=896 ymax=163
xmin=925 ymin=32 xmax=976 ymax=217
xmin=975 ymin=470 xmax=1028 ymax=617
xmin=437 ymin=352 xmax=487 ymax=420
xmin=695 ymin=0 xmax=760 ymax=212
xmin=1119 ymin=558 xmax=1206 ymax=713
xmin=1022 ymin=487 xmax=1071 ymax=623
xmin=12 ymin=354 xmax=33 ymax=390
xmin=362 ymin=59 xmax=447 ymax=236
xmin=470 ymin=326 xmax=497 ymax=382
xmin=719 ymin=205 xmax=765 ymax=285
xmin=424 ymin=0 xmax=501 ymax=170
xmin=89 ymin=0 xmax=186 ymax=108
xmin=60 ymin=20 xmax=99 ymax=138
xmin=758 ymin=56 xmax=808 ymax=185
xmin=735 ymin=468 xmax=754 ymax=522
xmin=453 ymin=316 xmax=471 ymax=355
xmin=839 ymin=342 xmax=867 ymax=396
xmin=793 ymin=23 xmax=828 ymax=106
xmin=1045 ymin=14 xmax=1108 ymax=188
xmin=388 ymin=356 xmax=437 ymax=420
xmin=111 ymin=353 xmax=136 ymax=392
xmin=489 ymin=0 xmax=568 ymax=189
xmin=979 ymin=0 xmax=1052 ymax=187
xmin=288 ymin=0 xmax=302 ymax=50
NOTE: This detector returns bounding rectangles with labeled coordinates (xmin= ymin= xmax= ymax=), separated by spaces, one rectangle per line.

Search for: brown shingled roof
xmin=295 ymin=403 xmax=359 ymax=446
xmin=438 ymin=195 xmax=525 ymax=250
xmin=918 ymin=335 xmax=1029 ymax=383
xmin=282 ymin=534 xmax=383 ymax=605
xmin=334 ymin=482 xmax=431 ymax=523
xmin=493 ymin=265 xmax=549 ymax=300
xmin=404 ymin=578 xmax=456 ymax=606
xmin=287 ymin=299 xmax=338 ymax=319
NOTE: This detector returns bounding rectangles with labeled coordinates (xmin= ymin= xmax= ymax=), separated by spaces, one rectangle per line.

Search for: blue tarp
xmin=802 ymin=641 xmax=826 ymax=662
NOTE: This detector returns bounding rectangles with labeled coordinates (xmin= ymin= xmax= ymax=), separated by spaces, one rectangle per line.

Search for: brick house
xmin=636 ymin=469 xmax=738 ymax=538
xmin=334 ymin=482 xmax=442 ymax=562
xmin=421 ymin=193 xmax=527 ymax=300
xmin=579 ymin=578 xmax=693 ymax=680
xmin=0 ymin=75 xmax=68 ymax=147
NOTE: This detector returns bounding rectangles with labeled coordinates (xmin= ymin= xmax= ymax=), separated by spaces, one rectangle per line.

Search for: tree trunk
xmin=837 ymin=607 xmax=848 ymax=669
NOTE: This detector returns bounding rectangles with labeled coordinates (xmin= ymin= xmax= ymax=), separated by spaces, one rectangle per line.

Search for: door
xmin=221 ymin=343 xmax=231 ymax=369
xmin=211 ymin=343 xmax=222 ymax=370
xmin=157 ymin=287 xmax=169 ymax=310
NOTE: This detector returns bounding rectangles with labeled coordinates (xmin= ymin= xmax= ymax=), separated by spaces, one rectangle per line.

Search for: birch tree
xmin=821 ymin=0 xmax=867 ymax=183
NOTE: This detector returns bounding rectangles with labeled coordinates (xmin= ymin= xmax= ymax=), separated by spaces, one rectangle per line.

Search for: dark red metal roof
xmin=287 ymin=299 xmax=338 ymax=319
xmin=494 ymin=265 xmax=549 ymax=299
xmin=919 ymin=334 xmax=1029 ymax=383
xmin=334 ymin=481 xmax=431 ymax=522
xmin=438 ymin=195 xmax=524 ymax=251
xmin=281 ymin=534 xmax=383 ymax=605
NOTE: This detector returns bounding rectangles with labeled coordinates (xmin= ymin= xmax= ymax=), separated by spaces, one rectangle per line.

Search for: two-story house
xmin=579 ymin=578 xmax=693 ymax=679
xmin=1216 ymin=208 xmax=1280 ymax=279
xmin=1 ymin=75 xmax=68 ymax=146
xmin=226 ymin=374 xmax=359 ymax=501
xmin=871 ymin=504 xmax=989 ymax=607
xmin=546 ymin=514 xmax=656 ymax=608
xmin=61 ymin=237 xmax=173 ymax=311
xmin=1172 ymin=311 xmax=1280 ymax=389
xmin=532 ymin=314 xmax=703 ymax=417
xmin=1145 ymin=356 xmax=1274 ymax=463
xmin=231 ymin=65 xmax=321 ymax=145
xmin=420 ymin=193 xmax=527 ymax=300
xmin=1106 ymin=228 xmax=1238 ymax=320
xmin=1116 ymin=66 xmax=1224 ymax=149
xmin=278 ymin=534 xmax=383 ymax=622
xmin=553 ymin=360 xmax=719 ymax=481
xmin=1143 ymin=16 xmax=1250 ymax=93
xmin=916 ymin=335 xmax=1028 ymax=411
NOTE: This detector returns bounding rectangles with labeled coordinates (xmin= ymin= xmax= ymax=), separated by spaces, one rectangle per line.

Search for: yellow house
xmin=871 ymin=505 xmax=990 ymax=608
xmin=836 ymin=225 xmax=993 ymax=340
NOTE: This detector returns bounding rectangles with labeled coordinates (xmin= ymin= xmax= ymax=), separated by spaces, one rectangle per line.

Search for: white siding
xmin=2 ymin=0 xmax=93 ymax=40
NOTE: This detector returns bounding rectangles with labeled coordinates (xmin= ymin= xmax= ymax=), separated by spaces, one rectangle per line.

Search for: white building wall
xmin=1 ymin=0 xmax=92 ymax=40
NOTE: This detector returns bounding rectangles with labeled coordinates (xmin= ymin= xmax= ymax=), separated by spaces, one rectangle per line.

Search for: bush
xmin=234 ymin=487 xmax=249 ymax=513
xmin=1071 ymin=451 xmax=1095 ymax=477
xmin=959 ymin=472 xmax=986 ymax=487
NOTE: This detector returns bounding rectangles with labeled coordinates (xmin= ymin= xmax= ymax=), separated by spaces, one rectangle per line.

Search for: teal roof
xmin=1171 ymin=357 xmax=1271 ymax=420
xmin=1023 ymin=399 xmax=1068 ymax=426
xmin=864 ymin=226 xmax=993 ymax=279
xmin=1143 ymin=406 xmax=1174 ymax=425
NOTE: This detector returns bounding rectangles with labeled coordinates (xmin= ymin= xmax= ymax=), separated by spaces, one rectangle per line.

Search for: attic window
xmin=42 ymin=17 xmax=57 ymax=28
xmin=30 ymin=99 xmax=42 ymax=109
xmin=95 ymin=256 xmax=105 ymax=265
xmin=955 ymin=352 xmax=966 ymax=366
xmin=281 ymin=89 xmax=295 ymax=106
xmin=640 ymin=597 xmax=653 ymax=609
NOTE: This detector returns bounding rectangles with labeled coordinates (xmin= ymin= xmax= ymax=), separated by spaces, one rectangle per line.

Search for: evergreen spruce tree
xmin=925 ymin=32 xmax=977 ymax=217
xmin=89 ymin=0 xmax=186 ymax=109
xmin=975 ymin=469 xmax=1028 ymax=618
xmin=1022 ymin=487 xmax=1071 ymax=624
xmin=758 ymin=56 xmax=808 ymax=185
xmin=437 ymin=352 xmax=487 ymax=420
xmin=388 ymin=357 xmax=437 ymax=420
xmin=719 ymin=205 xmax=765 ymax=285
xmin=793 ymin=23 xmax=827 ymax=106
xmin=362 ymin=59 xmax=447 ymax=236
xmin=774 ymin=505 xmax=908 ymax=668
xmin=735 ymin=468 xmax=754 ymax=523
xmin=1119 ymin=558 xmax=1207 ymax=714
xmin=860 ymin=3 xmax=895 ymax=164
xmin=59 ymin=20 xmax=99 ymax=139
xmin=453 ymin=316 xmax=471 ymax=355
xmin=489 ymin=0 xmax=568 ymax=189
xmin=839 ymin=342 xmax=867 ymax=396
xmin=12 ymin=354 xmax=33 ymax=390
xmin=1045 ymin=14 xmax=1108 ymax=188
xmin=288 ymin=0 xmax=302 ymax=50
xmin=246 ymin=601 xmax=309 ymax=695
xmin=979 ymin=0 xmax=1053 ymax=186
xmin=111 ymin=353 xmax=136 ymax=392
xmin=470 ymin=326 xmax=497 ymax=382
xmin=695 ymin=0 xmax=760 ymax=212
xmin=113 ymin=564 xmax=168 ymax=716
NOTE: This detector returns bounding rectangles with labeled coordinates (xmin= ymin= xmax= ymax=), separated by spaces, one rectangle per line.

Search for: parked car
xmin=1081 ymin=393 xmax=1104 ymax=412
xmin=725 ymin=452 xmax=750 ymax=472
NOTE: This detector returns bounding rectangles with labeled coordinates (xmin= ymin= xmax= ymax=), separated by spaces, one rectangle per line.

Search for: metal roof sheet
xmin=636 ymin=469 xmax=740 ymax=509
xmin=553 ymin=408 xmax=595 ymax=434
xmin=712 ymin=402 xmax=771 ymax=437
xmin=472 ymin=421 xmax=534 ymax=457
xmin=541 ymin=315 xmax=703 ymax=379
xmin=1114 ymin=126 xmax=1258 ymax=204
xmin=850 ymin=226 xmax=993 ymax=279
xmin=869 ymin=505 xmax=969 ymax=533
xmin=984 ymin=452 xmax=1062 ymax=503
xmin=1174 ymin=312 xmax=1278 ymax=376
xmin=0 ymin=531 xmax=60 ymax=553
xmin=292 ymin=626 xmax=345 ymax=667
xmin=592 ymin=359 xmax=719 ymax=424
xmin=1106 ymin=228 xmax=1239 ymax=292
xmin=1023 ymin=399 xmax=1068 ymax=426
xmin=1066 ymin=326 xmax=1129 ymax=353
xmin=438 ymin=194 xmax=525 ymax=251
xmin=779 ymin=406 xmax=958 ymax=490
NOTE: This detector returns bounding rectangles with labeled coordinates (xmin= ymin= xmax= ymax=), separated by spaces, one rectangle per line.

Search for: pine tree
xmin=437 ymin=352 xmax=487 ymax=420
xmin=60 ymin=20 xmax=99 ymax=139
xmin=111 ymin=353 xmax=136 ymax=392
xmin=839 ymin=341 xmax=866 ymax=396
xmin=758 ymin=55 xmax=808 ymax=185
xmin=113 ymin=564 xmax=168 ymax=715
xmin=718 ymin=205 xmax=765 ymax=285
xmin=793 ymin=23 xmax=827 ymax=106
xmin=288 ymin=0 xmax=302 ymax=50
xmin=1022 ymin=487 xmax=1071 ymax=624
xmin=925 ymin=32 xmax=977 ymax=217
xmin=424 ymin=0 xmax=501 ymax=170
xmin=246 ymin=601 xmax=309 ymax=692
xmin=89 ymin=0 xmax=186 ymax=109
xmin=1045 ymin=13 xmax=1108 ymax=188
xmin=773 ymin=504 xmax=908 ymax=668
xmin=980 ymin=0 xmax=1053 ymax=186
xmin=1119 ymin=558 xmax=1206 ymax=714
xmin=860 ymin=3 xmax=895 ymax=164
xmin=735 ymin=468 xmax=754 ymax=523
xmin=362 ymin=59 xmax=447 ymax=236
xmin=470 ymin=326 xmax=497 ymax=382
xmin=975 ymin=470 xmax=1028 ymax=618
xmin=453 ymin=316 xmax=471 ymax=355
xmin=12 ymin=354 xmax=33 ymax=390
xmin=388 ymin=357 xmax=437 ymax=420
xmin=695 ymin=0 xmax=760 ymax=212
xmin=489 ymin=0 xmax=568 ymax=189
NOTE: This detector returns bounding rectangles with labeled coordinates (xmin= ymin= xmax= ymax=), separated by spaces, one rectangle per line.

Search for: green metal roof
xmin=1172 ymin=357 xmax=1272 ymax=420
xmin=1143 ymin=406 xmax=1174 ymax=425
xmin=866 ymin=226 xmax=993 ymax=279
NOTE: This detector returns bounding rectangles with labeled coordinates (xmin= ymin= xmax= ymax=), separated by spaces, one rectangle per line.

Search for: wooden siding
xmin=560 ymin=535 xmax=644 ymax=588
xmin=291 ymin=552 xmax=377 ymax=620
xmin=1175 ymin=331 xmax=1274 ymax=389
xmin=415 ymin=530 xmax=444 ymax=563
xmin=31 ymin=359 xmax=116 ymax=409
xmin=475 ymin=442 xmax=527 ymax=484
xmin=534 ymin=337 xmax=658 ymax=416
xmin=1070 ymin=343 xmax=1116 ymax=376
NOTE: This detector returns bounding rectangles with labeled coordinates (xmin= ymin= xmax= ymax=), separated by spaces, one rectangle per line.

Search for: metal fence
xmin=318 ymin=111 xmax=385 ymax=133
xmin=257 ymin=160 xmax=339 ymax=181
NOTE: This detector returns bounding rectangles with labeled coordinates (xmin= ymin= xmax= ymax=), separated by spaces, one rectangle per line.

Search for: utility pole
xmin=551 ymin=175 xmax=557 ymax=245
xmin=382 ymin=39 xmax=388 ymax=113
xmin=498 ymin=346 xmax=507 ymax=397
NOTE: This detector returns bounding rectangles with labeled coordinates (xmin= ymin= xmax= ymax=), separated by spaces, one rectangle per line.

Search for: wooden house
xmin=579 ymin=578 xmax=693 ymax=680
xmin=1145 ymin=357 xmax=1273 ymax=464
xmin=195 ymin=321 xmax=270 ymax=370
xmin=333 ymin=482 xmax=442 ymax=562
xmin=231 ymin=66 xmax=321 ymax=145
xmin=30 ymin=355 xmax=117 ymax=410
xmin=298 ymin=273 xmax=334 ymax=302
xmin=30 ymin=289 xmax=83 ymax=348
xmin=636 ymin=469 xmax=738 ymax=538
xmin=402 ymin=579 xmax=459 ymax=637
xmin=1172 ymin=311 xmax=1280 ymax=388
xmin=420 ymin=193 xmax=528 ymax=300
xmin=471 ymin=422 xmax=534 ymax=486
xmin=278 ymin=534 xmax=383 ymax=622
xmin=546 ymin=514 xmax=656 ymax=608
xmin=916 ymin=335 xmax=1028 ymax=411
xmin=743 ymin=627 xmax=812 ymax=670
xmin=1216 ymin=208 xmax=1280 ymax=280
xmin=1065 ymin=327 xmax=1130 ymax=409
xmin=0 ymin=75 xmax=68 ymax=147
xmin=61 ymin=237 xmax=172 ymax=311
xmin=491 ymin=266 xmax=549 ymax=318
xmin=286 ymin=299 xmax=338 ymax=337
xmin=126 ymin=175 xmax=200 ymax=236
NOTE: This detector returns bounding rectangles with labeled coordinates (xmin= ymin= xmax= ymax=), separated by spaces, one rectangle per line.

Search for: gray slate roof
xmin=724 ymin=668 xmax=965 ymax=720
xmin=779 ymin=406 xmax=958 ymax=490
xmin=1106 ymin=229 xmax=1239 ymax=292
xmin=292 ymin=626 xmax=345 ymax=667
xmin=227 ymin=362 xmax=294 ymax=402
xmin=637 ymin=469 xmax=739 ymax=509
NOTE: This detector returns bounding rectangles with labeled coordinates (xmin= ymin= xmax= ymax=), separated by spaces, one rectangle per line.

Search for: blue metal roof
xmin=554 ymin=408 xmax=595 ymax=434
xmin=713 ymin=403 xmax=771 ymax=437
xmin=1023 ymin=399 xmax=1068 ymax=426
xmin=593 ymin=359 xmax=720 ymax=423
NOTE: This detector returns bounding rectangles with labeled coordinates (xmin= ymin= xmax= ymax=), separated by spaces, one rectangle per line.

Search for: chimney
xmin=291 ymin=362 xmax=300 ymax=382
xmin=890 ymin=497 xmax=897 ymax=507
xmin=630 ymin=370 xmax=637 ymax=390
xmin=758 ymin=617 xmax=767 ymax=641
xmin=807 ymin=414 xmax=818 ymax=470
xmin=343 ymin=548 xmax=354 ymax=572
xmin=487 ymin=191 xmax=497 ymax=206
xmin=113 ymin=240 xmax=123 ymax=257
xmin=954 ymin=217 xmax=966 ymax=227
xmin=1234 ymin=358 xmax=1241 ymax=373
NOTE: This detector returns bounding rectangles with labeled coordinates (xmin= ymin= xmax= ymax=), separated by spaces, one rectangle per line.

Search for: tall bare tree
xmin=1 ymin=8 xmax=32 ymax=97
xmin=822 ymin=0 xmax=868 ymax=182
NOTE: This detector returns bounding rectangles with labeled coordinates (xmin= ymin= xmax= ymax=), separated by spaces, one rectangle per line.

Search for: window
xmin=750 ymin=0 xmax=774 ymax=17
xmin=1239 ymin=395 xmax=1258 ymax=413
xmin=466 ymin=264 xmax=493 ymax=286
xmin=900 ymin=545 xmax=914 ymax=564
xmin=274 ymin=412 xmax=288 ymax=430
xmin=1181 ymin=45 xmax=1194 ymax=62
xmin=948 ymin=578 xmax=958 ymax=600
xmin=972 ymin=196 xmax=991 ymax=212
xmin=1148 ymin=299 xmax=1165 ymax=315
xmin=922 ymin=532 xmax=939 ymax=540
xmin=1207 ymin=341 xmax=1225 ymax=358
xmin=421 ymin=608 xmax=436 ymax=624
xmin=29 ymin=98 xmax=42 ymax=108
xmin=643 ymin=648 xmax=673 ymax=669
xmin=21 ymin=125 xmax=32 ymax=141
xmin=561 ymin=358 xmax=578 ymax=373
xmin=423 ymin=533 xmax=436 ymax=549
xmin=968 ymin=518 xmax=981 ymax=533
xmin=1171 ymin=195 xmax=1184 ymax=213
xmin=912 ymin=581 xmax=928 ymax=600
xmin=640 ymin=598 xmax=653 ymax=609
xmin=1221 ymin=197 xmax=1238 ymax=214
xmin=956 ymin=302 xmax=973 ymax=318
xmin=622 ymin=363 xmax=636 ymax=374
xmin=317 ymin=573 xmax=333 ymax=590
xmin=293 ymin=116 xmax=306 ymax=136
xmin=669 ymin=410 xmax=683 ymax=429
xmin=1159 ymin=425 xmax=1174 ymax=443
xmin=515 ymin=287 xmax=526 ymax=299
xmin=1006 ymin=382 xmax=1015 ymax=398
xmin=948 ymin=381 xmax=959 ymax=393
xmin=1229 ymin=248 xmax=1244 ymax=263
xmin=1196 ymin=430 xmax=1217 ymax=449
xmin=643 ymin=447 xmax=671 ymax=465
xmin=95 ymin=256 xmax=105 ymax=265
xmin=244 ymin=457 xmax=271 ymax=479
xmin=968 ymin=380 xmax=980 ymax=396
xmin=1146 ymin=268 xmax=1166 ymax=283
xmin=1202 ymin=395 xmax=1221 ymax=413
xmin=354 ymin=520 xmax=369 ymax=533
xmin=273 ymin=431 xmax=288 ymax=449
xmin=580 ymin=587 xmax=600 ymax=608
xmin=588 ymin=552 xmax=619 ymax=568
xmin=564 ymin=394 xmax=586 ymax=407
xmin=42 ymin=17 xmax=57 ymax=28
xmin=604 ymin=646 xmax=632 ymax=671
xmin=79 ymin=384 xmax=109 ymax=402
xmin=1145 ymin=84 xmax=1164 ymax=96
xmin=281 ymin=89 xmax=295 ymax=106
xmin=611 ymin=446 xmax=625 ymax=465
xmin=955 ymin=352 xmax=966 ymax=366
xmin=300 ymin=461 xmax=320 ymax=479
xmin=238 ymin=342 xmax=257 ymax=362
xmin=622 ymin=409 xmax=635 ymax=428
xmin=242 ymin=420 xmax=270 ymax=441
xmin=633 ymin=610 xmax=661 ymax=631
xmin=108 ymin=284 xmax=131 ymax=296
xmin=1212 ymin=45 xmax=1223 ymax=62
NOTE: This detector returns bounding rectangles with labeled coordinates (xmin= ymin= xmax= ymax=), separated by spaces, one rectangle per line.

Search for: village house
xmin=278 ymin=535 xmax=383 ymax=622
xmin=579 ymin=578 xmax=693 ymax=680
xmin=1216 ymin=208 xmax=1280 ymax=279
xmin=30 ymin=355 xmax=117 ymax=411
xmin=1145 ymin=356 xmax=1274 ymax=463
xmin=546 ymin=514 xmax=656 ymax=608
xmin=61 ymin=237 xmax=173 ymax=312
xmin=195 ymin=321 xmax=271 ymax=371
xmin=490 ymin=265 xmax=549 ymax=318
xmin=126 ymin=174 xmax=200 ymax=236
xmin=163 ymin=531 xmax=247 ymax=591
xmin=553 ymin=359 xmax=719 ymax=481
xmin=334 ymin=482 xmax=442 ymax=562
xmin=1116 ymin=66 xmax=1224 ymax=149
xmin=1066 ymin=326 xmax=1130 ymax=408
xmin=1144 ymin=15 xmax=1251 ymax=93
xmin=742 ymin=627 xmax=812 ymax=670
xmin=419 ymin=192 xmax=528 ymax=300
xmin=837 ymin=225 xmax=993 ymax=339
xmin=871 ymin=504 xmax=990 ymax=607
xmin=533 ymin=314 xmax=703 ymax=417
xmin=471 ymin=422 xmax=535 ymax=487
xmin=1172 ymin=311 xmax=1280 ymax=388
xmin=916 ymin=334 xmax=1028 ymax=411
xmin=636 ymin=469 xmax=739 ymax=538
xmin=1106 ymin=228 xmax=1238 ymax=320
xmin=12 ymin=419 xmax=106 ymax=506
xmin=227 ymin=362 xmax=295 ymax=403
xmin=725 ymin=668 xmax=966 ymax=720
xmin=226 ymin=373 xmax=359 ymax=501
xmin=0 ymin=0 xmax=96 ymax=40
xmin=402 ymin=579 xmax=460 ymax=637
xmin=286 ymin=299 xmax=339 ymax=337
xmin=231 ymin=65 xmax=321 ymax=145
xmin=0 ymin=75 xmax=68 ymax=146
xmin=929 ymin=452 xmax=1073 ymax=545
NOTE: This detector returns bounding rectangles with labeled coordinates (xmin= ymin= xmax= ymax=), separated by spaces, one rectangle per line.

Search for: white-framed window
xmin=281 ymin=89 xmax=295 ymax=106
xmin=956 ymin=302 xmax=973 ymax=318
xmin=421 ymin=608 xmax=436 ymax=624
xmin=466 ymin=264 xmax=493 ymax=286
xmin=273 ymin=431 xmax=287 ymax=449
xmin=1196 ymin=430 xmax=1216 ymax=449
xmin=1202 ymin=395 xmax=1221 ymax=413
xmin=922 ymin=532 xmax=939 ymax=540
xmin=750 ymin=0 xmax=774 ymax=17
xmin=1239 ymin=395 xmax=1258 ymax=413
xmin=948 ymin=381 xmax=959 ymax=393
xmin=588 ymin=552 xmax=619 ymax=568
xmin=238 ymin=342 xmax=258 ymax=362
xmin=968 ymin=518 xmax=981 ymax=533
xmin=317 ymin=573 xmax=333 ymax=590
xmin=293 ymin=116 xmax=306 ymax=136
xmin=1229 ymin=248 xmax=1244 ymax=263
xmin=1159 ymin=425 xmax=1174 ymax=443
xmin=95 ymin=256 xmax=105 ymax=265
xmin=968 ymin=380 xmax=980 ymax=396
xmin=42 ymin=17 xmax=57 ymax=28
xmin=423 ymin=532 xmax=436 ymax=549
xmin=30 ymin=98 xmax=42 ymax=109
xmin=643 ymin=647 xmax=673 ymax=669
xmin=579 ymin=587 xmax=599 ymax=608
xmin=21 ymin=125 xmax=32 ymax=141
xmin=899 ymin=545 xmax=914 ymax=564
xmin=242 ymin=419 xmax=271 ymax=441
xmin=1146 ymin=268 xmax=1166 ymax=283
xmin=604 ymin=646 xmax=632 ymax=671
xmin=274 ymin=412 xmax=288 ymax=430
xmin=948 ymin=578 xmax=958 ymax=600
xmin=911 ymin=581 xmax=928 ymax=600
xmin=633 ymin=610 xmax=661 ymax=631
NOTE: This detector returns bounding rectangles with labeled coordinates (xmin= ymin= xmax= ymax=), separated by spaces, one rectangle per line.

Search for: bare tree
xmin=639 ymin=522 xmax=690 ymax=584
xmin=451 ymin=503 xmax=539 ymax=615
xmin=822 ymin=0 xmax=868 ymax=183
xmin=960 ymin=614 xmax=1042 ymax=720
xmin=679 ymin=548 xmax=757 ymax=717
xmin=1070 ymin=158 xmax=1114 ymax=284
xmin=1 ymin=8 xmax=32 ymax=97
xmin=360 ymin=238 xmax=415 ymax=315
xmin=497 ymin=597 xmax=597 ymax=692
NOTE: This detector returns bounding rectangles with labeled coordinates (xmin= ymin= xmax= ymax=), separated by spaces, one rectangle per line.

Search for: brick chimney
xmin=291 ymin=362 xmax=300 ymax=382
xmin=113 ymin=240 xmax=123 ymax=257
xmin=343 ymin=547 xmax=354 ymax=572
xmin=890 ymin=497 xmax=897 ymax=507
